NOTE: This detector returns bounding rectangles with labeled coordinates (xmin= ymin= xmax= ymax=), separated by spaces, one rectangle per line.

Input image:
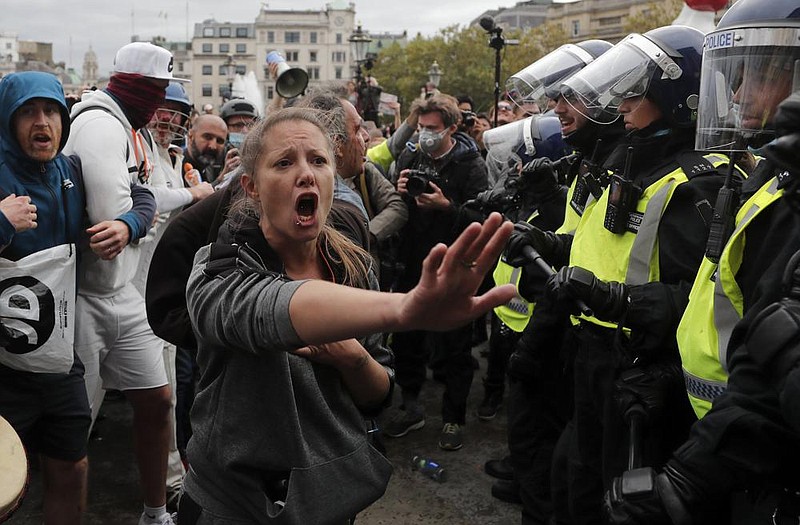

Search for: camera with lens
xmin=405 ymin=166 xmax=440 ymax=197
xmin=461 ymin=110 xmax=476 ymax=128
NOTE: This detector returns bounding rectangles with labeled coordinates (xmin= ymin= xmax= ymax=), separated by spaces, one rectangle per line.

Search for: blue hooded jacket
xmin=0 ymin=72 xmax=155 ymax=261
xmin=0 ymin=71 xmax=85 ymax=261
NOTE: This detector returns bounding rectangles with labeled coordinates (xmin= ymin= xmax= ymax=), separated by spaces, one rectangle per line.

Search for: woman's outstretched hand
xmin=398 ymin=212 xmax=517 ymax=332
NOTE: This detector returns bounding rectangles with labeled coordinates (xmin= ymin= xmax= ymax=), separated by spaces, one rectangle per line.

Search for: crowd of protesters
xmin=5 ymin=2 xmax=800 ymax=524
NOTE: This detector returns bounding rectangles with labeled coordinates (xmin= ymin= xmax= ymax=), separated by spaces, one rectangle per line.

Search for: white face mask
xmin=419 ymin=128 xmax=448 ymax=155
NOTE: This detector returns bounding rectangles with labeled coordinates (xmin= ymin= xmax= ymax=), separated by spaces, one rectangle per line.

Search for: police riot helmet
xmin=695 ymin=0 xmax=800 ymax=152
xmin=506 ymin=40 xmax=613 ymax=114
xmin=560 ymin=25 xmax=704 ymax=128
xmin=219 ymin=97 xmax=259 ymax=123
xmin=483 ymin=115 xmax=570 ymax=185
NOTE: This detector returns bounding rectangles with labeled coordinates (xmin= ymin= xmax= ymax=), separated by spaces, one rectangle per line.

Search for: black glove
xmin=746 ymin=250 xmax=800 ymax=388
xmin=520 ymin=157 xmax=556 ymax=185
xmin=614 ymin=363 xmax=682 ymax=423
xmin=545 ymin=266 xmax=629 ymax=322
xmin=605 ymin=464 xmax=694 ymax=525
xmin=471 ymin=185 xmax=516 ymax=214
xmin=504 ymin=221 xmax=560 ymax=267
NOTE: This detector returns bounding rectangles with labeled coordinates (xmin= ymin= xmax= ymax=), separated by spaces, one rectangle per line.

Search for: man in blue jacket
xmin=0 ymin=71 xmax=155 ymax=524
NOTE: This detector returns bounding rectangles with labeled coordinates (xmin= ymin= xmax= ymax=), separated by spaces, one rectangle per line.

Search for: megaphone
xmin=266 ymin=50 xmax=309 ymax=98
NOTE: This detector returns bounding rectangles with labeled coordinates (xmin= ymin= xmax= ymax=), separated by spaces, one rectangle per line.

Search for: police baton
xmin=520 ymin=245 xmax=593 ymax=317
xmin=625 ymin=403 xmax=647 ymax=470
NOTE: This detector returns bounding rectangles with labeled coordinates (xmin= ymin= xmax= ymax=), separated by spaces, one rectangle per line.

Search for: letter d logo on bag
xmin=0 ymin=276 xmax=55 ymax=354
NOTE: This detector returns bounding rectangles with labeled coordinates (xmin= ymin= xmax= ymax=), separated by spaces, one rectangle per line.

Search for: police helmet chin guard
xmin=559 ymin=26 xmax=703 ymax=128
xmin=483 ymin=115 xmax=568 ymax=183
xmin=695 ymin=0 xmax=800 ymax=152
xmin=506 ymin=40 xmax=612 ymax=114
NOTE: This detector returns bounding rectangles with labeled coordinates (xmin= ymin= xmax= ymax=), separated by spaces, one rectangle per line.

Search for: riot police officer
xmin=506 ymin=25 xmax=732 ymax=524
xmin=605 ymin=2 xmax=800 ymax=523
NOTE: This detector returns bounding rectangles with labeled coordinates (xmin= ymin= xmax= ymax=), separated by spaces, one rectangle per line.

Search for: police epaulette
xmin=677 ymin=151 xmax=723 ymax=179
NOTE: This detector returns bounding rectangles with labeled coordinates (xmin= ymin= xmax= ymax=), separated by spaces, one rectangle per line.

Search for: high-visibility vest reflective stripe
xmin=678 ymin=176 xmax=782 ymax=418
xmin=570 ymin=154 xmax=729 ymax=329
xmin=493 ymin=211 xmax=540 ymax=332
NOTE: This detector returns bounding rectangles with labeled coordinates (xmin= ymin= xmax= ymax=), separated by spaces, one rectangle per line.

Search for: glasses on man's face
xmin=497 ymin=104 xmax=513 ymax=112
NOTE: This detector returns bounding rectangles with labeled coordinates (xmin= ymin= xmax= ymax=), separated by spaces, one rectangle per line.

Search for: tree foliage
xmin=369 ymin=23 xmax=570 ymax=117
xmin=623 ymin=0 xmax=684 ymax=34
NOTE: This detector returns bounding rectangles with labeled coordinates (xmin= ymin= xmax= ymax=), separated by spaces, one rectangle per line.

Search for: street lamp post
xmin=428 ymin=60 xmax=442 ymax=89
xmin=348 ymin=24 xmax=381 ymax=125
xmin=223 ymin=53 xmax=237 ymax=102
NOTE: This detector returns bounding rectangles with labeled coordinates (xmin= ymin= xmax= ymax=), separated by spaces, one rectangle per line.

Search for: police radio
xmin=571 ymin=139 xmax=608 ymax=215
xmin=705 ymin=155 xmax=741 ymax=263
xmin=604 ymin=147 xmax=640 ymax=234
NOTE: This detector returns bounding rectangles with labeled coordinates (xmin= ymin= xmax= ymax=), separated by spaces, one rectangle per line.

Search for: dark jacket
xmin=393 ymin=131 xmax=488 ymax=285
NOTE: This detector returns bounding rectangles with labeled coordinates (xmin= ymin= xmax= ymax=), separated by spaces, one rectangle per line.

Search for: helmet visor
xmin=506 ymin=44 xmax=595 ymax=112
xmin=560 ymin=34 xmax=668 ymax=125
xmin=696 ymin=27 xmax=800 ymax=152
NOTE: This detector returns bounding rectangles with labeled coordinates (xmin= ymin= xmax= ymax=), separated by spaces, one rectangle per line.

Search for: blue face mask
xmin=228 ymin=132 xmax=246 ymax=149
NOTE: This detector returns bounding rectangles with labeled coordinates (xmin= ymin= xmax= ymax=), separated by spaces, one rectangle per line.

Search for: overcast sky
xmin=1 ymin=0 xmax=560 ymax=76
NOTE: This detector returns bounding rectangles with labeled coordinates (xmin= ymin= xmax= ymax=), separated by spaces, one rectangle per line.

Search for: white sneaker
xmin=138 ymin=511 xmax=177 ymax=525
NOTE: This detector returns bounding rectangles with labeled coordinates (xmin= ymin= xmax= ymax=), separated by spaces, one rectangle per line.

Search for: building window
xmin=336 ymin=33 xmax=342 ymax=44
xmin=285 ymin=31 xmax=300 ymax=43
xmin=332 ymin=51 xmax=346 ymax=63
xmin=236 ymin=27 xmax=248 ymax=37
xmin=309 ymin=51 xmax=317 ymax=62
xmin=598 ymin=16 xmax=621 ymax=26
xmin=267 ymin=86 xmax=274 ymax=100
xmin=219 ymin=43 xmax=230 ymax=53
xmin=177 ymin=62 xmax=184 ymax=72
xmin=220 ymin=27 xmax=231 ymax=38
xmin=267 ymin=31 xmax=275 ymax=44
xmin=5 ymin=43 xmax=11 ymax=50
xmin=202 ymin=84 xmax=212 ymax=97
xmin=235 ymin=65 xmax=246 ymax=75
xmin=202 ymin=65 xmax=212 ymax=75
xmin=285 ymin=50 xmax=299 ymax=62
xmin=307 ymin=67 xmax=320 ymax=80
xmin=201 ymin=43 xmax=212 ymax=53
xmin=335 ymin=66 xmax=343 ymax=80
xmin=236 ymin=43 xmax=246 ymax=53
xmin=310 ymin=32 xmax=317 ymax=44
xmin=219 ymin=84 xmax=230 ymax=97
xmin=203 ymin=27 xmax=214 ymax=37
xmin=571 ymin=20 xmax=580 ymax=37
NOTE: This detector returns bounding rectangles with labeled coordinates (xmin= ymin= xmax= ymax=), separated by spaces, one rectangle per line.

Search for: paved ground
xmin=7 ymin=338 xmax=521 ymax=525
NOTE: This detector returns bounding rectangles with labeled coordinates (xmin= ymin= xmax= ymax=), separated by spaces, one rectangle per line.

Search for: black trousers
xmin=391 ymin=323 xmax=474 ymax=424
xmin=507 ymin=331 xmax=573 ymax=525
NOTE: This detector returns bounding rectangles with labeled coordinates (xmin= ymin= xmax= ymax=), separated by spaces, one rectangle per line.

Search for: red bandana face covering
xmin=105 ymin=73 xmax=166 ymax=130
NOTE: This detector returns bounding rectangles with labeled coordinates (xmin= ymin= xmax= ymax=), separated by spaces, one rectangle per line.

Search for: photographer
xmin=384 ymin=93 xmax=488 ymax=451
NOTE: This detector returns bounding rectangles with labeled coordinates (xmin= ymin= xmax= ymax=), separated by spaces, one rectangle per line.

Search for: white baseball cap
xmin=112 ymin=42 xmax=189 ymax=82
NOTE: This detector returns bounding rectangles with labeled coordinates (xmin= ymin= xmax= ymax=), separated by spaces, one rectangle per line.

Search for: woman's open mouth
xmin=295 ymin=193 xmax=319 ymax=226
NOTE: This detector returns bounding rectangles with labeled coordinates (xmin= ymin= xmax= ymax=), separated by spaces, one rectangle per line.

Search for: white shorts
xmin=75 ymin=284 xmax=167 ymax=394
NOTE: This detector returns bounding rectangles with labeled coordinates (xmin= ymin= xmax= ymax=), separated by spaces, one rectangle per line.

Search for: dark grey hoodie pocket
xmin=271 ymin=440 xmax=393 ymax=525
